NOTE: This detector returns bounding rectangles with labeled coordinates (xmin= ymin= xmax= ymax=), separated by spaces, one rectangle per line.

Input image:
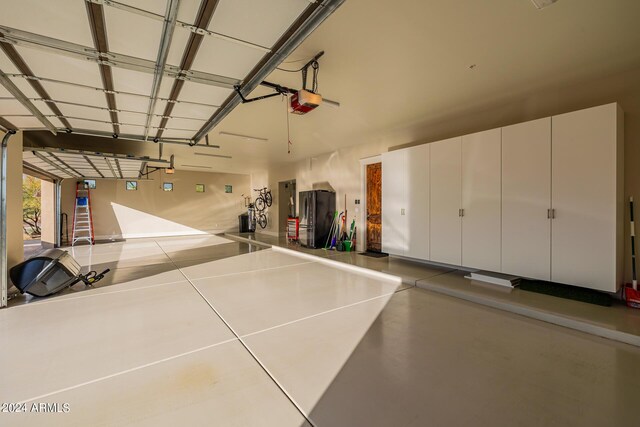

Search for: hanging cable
xmin=284 ymin=94 xmax=292 ymax=154
xmin=276 ymin=64 xmax=308 ymax=72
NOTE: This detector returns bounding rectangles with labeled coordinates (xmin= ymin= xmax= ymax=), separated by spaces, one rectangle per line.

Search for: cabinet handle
xmin=459 ymin=208 xmax=464 ymax=217
xmin=547 ymin=209 xmax=551 ymax=219
xmin=547 ymin=208 xmax=556 ymax=219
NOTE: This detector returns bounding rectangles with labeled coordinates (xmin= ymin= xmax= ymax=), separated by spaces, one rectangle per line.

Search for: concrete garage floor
xmin=226 ymin=232 xmax=640 ymax=347
xmin=2 ymin=234 xmax=640 ymax=426
xmin=7 ymin=235 xmax=266 ymax=307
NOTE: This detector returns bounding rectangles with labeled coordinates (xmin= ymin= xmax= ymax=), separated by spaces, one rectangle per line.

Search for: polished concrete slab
xmin=302 ymin=288 xmax=640 ymax=427
xmin=243 ymin=295 xmax=393 ymax=416
xmin=416 ymin=270 xmax=640 ymax=346
xmin=0 ymin=282 xmax=235 ymax=403
xmin=192 ymin=261 xmax=400 ymax=335
xmin=226 ymin=231 xmax=640 ymax=345
xmin=179 ymin=249 xmax=313 ymax=281
xmin=10 ymin=341 xmax=310 ymax=427
xmin=7 ymin=235 xmax=264 ymax=307
xmin=4 ymin=233 xmax=640 ymax=426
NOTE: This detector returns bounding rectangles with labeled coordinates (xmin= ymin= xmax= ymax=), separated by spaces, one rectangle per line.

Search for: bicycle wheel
xmin=257 ymin=213 xmax=267 ymax=229
xmin=255 ymin=196 xmax=265 ymax=212
xmin=265 ymin=190 xmax=273 ymax=207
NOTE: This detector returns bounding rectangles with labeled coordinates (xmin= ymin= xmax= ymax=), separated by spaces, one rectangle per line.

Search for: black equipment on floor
xmin=9 ymin=249 xmax=110 ymax=297
xmin=299 ymin=190 xmax=336 ymax=248
xmin=238 ymin=213 xmax=250 ymax=233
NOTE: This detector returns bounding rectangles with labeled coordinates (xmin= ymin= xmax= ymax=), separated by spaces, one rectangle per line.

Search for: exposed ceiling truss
xmin=22 ymin=147 xmax=169 ymax=180
xmin=0 ymin=0 xmax=344 ymax=146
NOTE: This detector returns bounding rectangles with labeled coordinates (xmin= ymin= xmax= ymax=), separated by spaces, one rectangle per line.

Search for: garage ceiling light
xmin=530 ymin=0 xmax=558 ymax=9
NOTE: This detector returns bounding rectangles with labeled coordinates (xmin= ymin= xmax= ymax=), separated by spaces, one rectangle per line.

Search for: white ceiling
xmin=5 ymin=0 xmax=640 ymax=177
xmin=197 ymin=0 xmax=640 ymax=171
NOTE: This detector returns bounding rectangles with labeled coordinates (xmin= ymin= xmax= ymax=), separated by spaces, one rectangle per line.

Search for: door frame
xmin=277 ymin=179 xmax=296 ymax=236
xmin=359 ymin=155 xmax=382 ymax=254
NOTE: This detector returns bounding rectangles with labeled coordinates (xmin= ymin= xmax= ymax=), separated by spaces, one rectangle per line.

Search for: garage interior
xmin=2 ymin=0 xmax=640 ymax=425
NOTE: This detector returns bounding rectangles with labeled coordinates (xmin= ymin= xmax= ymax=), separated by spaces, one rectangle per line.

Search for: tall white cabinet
xmin=550 ymin=104 xmax=623 ymax=292
xmin=461 ymin=129 xmax=502 ymax=271
xmin=406 ymin=144 xmax=430 ymax=260
xmin=502 ymin=117 xmax=552 ymax=281
xmin=430 ymin=137 xmax=462 ymax=265
xmin=382 ymin=145 xmax=430 ymax=259
xmin=382 ymin=149 xmax=407 ymax=256
xmin=381 ymin=102 xmax=623 ymax=292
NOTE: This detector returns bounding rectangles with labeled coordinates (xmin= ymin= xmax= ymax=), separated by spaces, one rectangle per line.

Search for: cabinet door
xmin=502 ymin=118 xmax=551 ymax=280
xmin=382 ymin=149 xmax=407 ymax=256
xmin=430 ymin=137 xmax=462 ymax=265
xmin=461 ymin=129 xmax=502 ymax=271
xmin=551 ymin=104 xmax=620 ymax=291
xmin=406 ymin=144 xmax=430 ymax=260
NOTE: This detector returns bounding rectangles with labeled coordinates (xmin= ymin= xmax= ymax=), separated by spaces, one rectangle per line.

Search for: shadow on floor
xmin=298 ymin=288 xmax=640 ymax=427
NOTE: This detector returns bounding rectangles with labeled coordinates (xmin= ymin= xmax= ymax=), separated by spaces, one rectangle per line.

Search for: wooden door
xmin=366 ymin=162 xmax=382 ymax=252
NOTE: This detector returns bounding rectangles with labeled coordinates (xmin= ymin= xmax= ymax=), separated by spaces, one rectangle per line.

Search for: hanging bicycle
xmin=256 ymin=211 xmax=268 ymax=229
xmin=253 ymin=187 xmax=273 ymax=212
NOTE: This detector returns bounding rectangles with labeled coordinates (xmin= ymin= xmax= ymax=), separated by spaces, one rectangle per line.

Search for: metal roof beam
xmin=28 ymin=146 xmax=170 ymax=164
xmin=87 ymin=0 xmax=270 ymax=53
xmin=0 ymin=26 xmax=238 ymax=89
xmin=83 ymin=155 xmax=105 ymax=178
xmin=114 ymin=158 xmax=123 ymax=178
xmin=154 ymin=0 xmax=220 ymax=141
xmin=32 ymin=151 xmax=79 ymax=177
xmin=23 ymin=161 xmax=62 ymax=181
xmin=48 ymin=152 xmax=83 ymax=176
xmin=0 ymin=117 xmax=17 ymax=132
xmin=105 ymin=158 xmax=118 ymax=178
xmin=85 ymin=1 xmax=120 ymax=135
xmin=144 ymin=0 xmax=179 ymax=141
xmin=0 ymin=68 xmax=58 ymax=134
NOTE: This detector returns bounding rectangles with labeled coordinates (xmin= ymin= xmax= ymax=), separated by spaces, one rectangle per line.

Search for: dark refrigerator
xmin=299 ymin=190 xmax=336 ymax=248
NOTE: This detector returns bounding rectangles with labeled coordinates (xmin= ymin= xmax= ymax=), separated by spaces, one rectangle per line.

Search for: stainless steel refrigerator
xmin=299 ymin=190 xmax=336 ymax=248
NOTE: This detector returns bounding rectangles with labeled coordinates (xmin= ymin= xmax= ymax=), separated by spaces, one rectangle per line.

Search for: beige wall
xmin=264 ymin=65 xmax=640 ymax=283
xmin=255 ymin=143 xmax=385 ymax=246
xmin=3 ymin=131 xmax=23 ymax=270
xmin=40 ymin=179 xmax=56 ymax=248
xmin=61 ymin=169 xmax=249 ymax=240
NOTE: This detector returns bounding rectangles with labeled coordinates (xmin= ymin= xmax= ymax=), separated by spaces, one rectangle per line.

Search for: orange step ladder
xmin=71 ymin=182 xmax=95 ymax=246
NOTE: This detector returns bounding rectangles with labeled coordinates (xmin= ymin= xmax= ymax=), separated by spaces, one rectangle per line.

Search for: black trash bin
xmin=238 ymin=213 xmax=249 ymax=233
